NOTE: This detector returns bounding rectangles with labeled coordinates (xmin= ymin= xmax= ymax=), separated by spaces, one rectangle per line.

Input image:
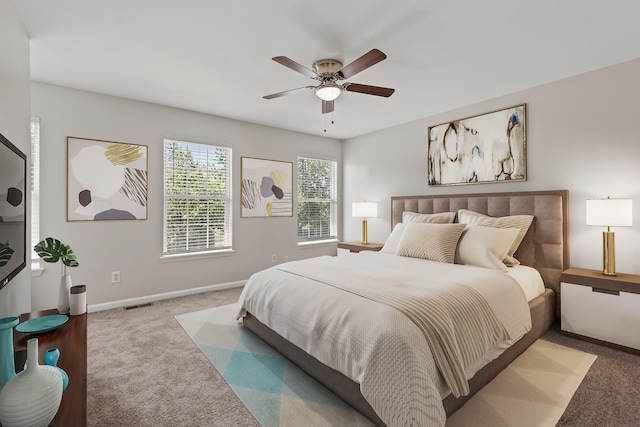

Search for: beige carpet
xmin=87 ymin=288 xmax=261 ymax=427
xmin=446 ymin=339 xmax=597 ymax=427
xmin=87 ymin=288 xmax=605 ymax=426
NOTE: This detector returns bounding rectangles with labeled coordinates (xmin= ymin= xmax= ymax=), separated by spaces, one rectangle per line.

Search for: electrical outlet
xmin=111 ymin=271 xmax=121 ymax=284
xmin=271 ymin=254 xmax=277 ymax=263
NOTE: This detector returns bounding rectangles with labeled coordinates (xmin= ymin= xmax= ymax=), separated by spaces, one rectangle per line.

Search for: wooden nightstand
xmin=561 ymin=267 xmax=640 ymax=355
xmin=337 ymin=241 xmax=384 ymax=253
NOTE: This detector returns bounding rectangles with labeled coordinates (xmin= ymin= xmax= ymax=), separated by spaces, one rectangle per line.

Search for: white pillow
xmin=457 ymin=209 xmax=534 ymax=266
xmin=381 ymin=223 xmax=406 ymax=254
xmin=397 ymin=222 xmax=466 ymax=263
xmin=402 ymin=211 xmax=456 ymax=224
xmin=455 ymin=225 xmax=519 ymax=271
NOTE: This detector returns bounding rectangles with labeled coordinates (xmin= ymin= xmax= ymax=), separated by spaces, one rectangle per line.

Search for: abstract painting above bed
xmin=427 ymin=104 xmax=526 ymax=186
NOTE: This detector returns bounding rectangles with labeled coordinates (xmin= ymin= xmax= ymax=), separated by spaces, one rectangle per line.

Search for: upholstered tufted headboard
xmin=391 ymin=190 xmax=569 ymax=316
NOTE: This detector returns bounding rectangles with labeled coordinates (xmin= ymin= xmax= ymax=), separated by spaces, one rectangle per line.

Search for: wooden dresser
xmin=13 ymin=309 xmax=87 ymax=427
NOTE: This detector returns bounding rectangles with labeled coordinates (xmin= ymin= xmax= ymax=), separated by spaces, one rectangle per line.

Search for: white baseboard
xmin=87 ymin=280 xmax=246 ymax=313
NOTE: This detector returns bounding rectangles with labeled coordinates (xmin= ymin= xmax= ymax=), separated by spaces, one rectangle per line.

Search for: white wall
xmin=31 ymin=82 xmax=342 ymax=310
xmin=344 ymin=58 xmax=640 ymax=275
xmin=0 ymin=0 xmax=31 ymax=317
xmin=28 ymin=51 xmax=640 ymax=311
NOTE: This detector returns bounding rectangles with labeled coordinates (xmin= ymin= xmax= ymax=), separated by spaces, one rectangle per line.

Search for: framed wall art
xmin=241 ymin=157 xmax=293 ymax=217
xmin=67 ymin=137 xmax=148 ymax=221
xmin=427 ymin=104 xmax=526 ymax=186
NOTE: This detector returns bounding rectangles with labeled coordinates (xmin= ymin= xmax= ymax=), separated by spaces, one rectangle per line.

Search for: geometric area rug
xmin=175 ymin=304 xmax=375 ymax=427
xmin=445 ymin=339 xmax=597 ymax=427
xmin=176 ymin=304 xmax=596 ymax=427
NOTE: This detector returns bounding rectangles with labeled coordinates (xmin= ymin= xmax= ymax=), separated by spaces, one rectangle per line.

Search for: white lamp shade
xmin=315 ymin=85 xmax=342 ymax=101
xmin=352 ymin=202 xmax=377 ymax=218
xmin=586 ymin=198 xmax=633 ymax=227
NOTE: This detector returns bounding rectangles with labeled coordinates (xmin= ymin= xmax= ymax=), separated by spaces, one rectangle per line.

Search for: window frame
xmin=162 ymin=138 xmax=233 ymax=261
xmin=296 ymin=156 xmax=338 ymax=244
xmin=30 ymin=117 xmax=43 ymax=274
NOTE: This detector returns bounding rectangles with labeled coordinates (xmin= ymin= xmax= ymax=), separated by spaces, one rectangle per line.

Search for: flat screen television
xmin=0 ymin=131 xmax=26 ymax=291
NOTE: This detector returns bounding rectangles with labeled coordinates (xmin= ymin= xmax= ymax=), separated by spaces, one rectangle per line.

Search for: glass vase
xmin=44 ymin=347 xmax=68 ymax=391
xmin=0 ymin=316 xmax=18 ymax=392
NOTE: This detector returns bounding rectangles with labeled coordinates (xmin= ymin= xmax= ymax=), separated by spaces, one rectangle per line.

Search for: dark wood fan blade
xmin=263 ymin=86 xmax=315 ymax=99
xmin=272 ymin=56 xmax=319 ymax=79
xmin=322 ymin=100 xmax=334 ymax=114
xmin=344 ymin=83 xmax=395 ymax=97
xmin=337 ymin=49 xmax=387 ymax=79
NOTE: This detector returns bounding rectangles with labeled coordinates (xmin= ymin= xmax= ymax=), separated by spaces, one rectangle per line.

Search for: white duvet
xmin=237 ymin=252 xmax=532 ymax=427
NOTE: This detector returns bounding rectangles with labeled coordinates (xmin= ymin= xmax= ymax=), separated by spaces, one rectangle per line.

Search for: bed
xmin=237 ymin=190 xmax=569 ymax=426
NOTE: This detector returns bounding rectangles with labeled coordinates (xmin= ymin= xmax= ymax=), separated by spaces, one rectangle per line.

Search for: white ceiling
xmin=13 ymin=0 xmax=640 ymax=140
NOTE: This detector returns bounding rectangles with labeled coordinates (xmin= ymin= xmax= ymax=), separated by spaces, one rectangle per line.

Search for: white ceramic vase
xmin=57 ymin=274 xmax=72 ymax=314
xmin=0 ymin=338 xmax=63 ymax=427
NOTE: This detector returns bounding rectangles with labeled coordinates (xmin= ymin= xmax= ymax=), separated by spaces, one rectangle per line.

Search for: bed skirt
xmin=243 ymin=288 xmax=555 ymax=426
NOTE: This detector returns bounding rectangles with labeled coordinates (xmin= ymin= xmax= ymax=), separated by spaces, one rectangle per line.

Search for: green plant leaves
xmin=0 ymin=241 xmax=14 ymax=267
xmin=34 ymin=237 xmax=79 ymax=267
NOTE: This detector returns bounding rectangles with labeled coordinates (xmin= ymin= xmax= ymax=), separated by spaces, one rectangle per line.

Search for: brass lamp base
xmin=361 ymin=219 xmax=369 ymax=244
xmin=602 ymin=230 xmax=616 ymax=276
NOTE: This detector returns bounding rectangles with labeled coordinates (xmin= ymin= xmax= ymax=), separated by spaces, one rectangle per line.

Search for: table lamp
xmin=586 ymin=197 xmax=632 ymax=276
xmin=352 ymin=202 xmax=377 ymax=244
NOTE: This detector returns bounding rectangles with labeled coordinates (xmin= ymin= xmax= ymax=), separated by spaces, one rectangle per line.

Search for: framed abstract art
xmin=427 ymin=104 xmax=526 ymax=186
xmin=67 ymin=137 xmax=148 ymax=221
xmin=241 ymin=157 xmax=293 ymax=217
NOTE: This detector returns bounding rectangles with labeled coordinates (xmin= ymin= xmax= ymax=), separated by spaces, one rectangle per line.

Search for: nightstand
xmin=337 ymin=241 xmax=384 ymax=253
xmin=561 ymin=267 xmax=640 ymax=355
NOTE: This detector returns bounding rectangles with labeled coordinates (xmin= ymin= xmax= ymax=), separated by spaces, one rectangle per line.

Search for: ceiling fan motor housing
xmin=312 ymin=59 xmax=343 ymax=79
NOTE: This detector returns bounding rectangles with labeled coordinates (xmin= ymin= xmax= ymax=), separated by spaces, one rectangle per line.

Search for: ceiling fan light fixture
xmin=315 ymin=84 xmax=342 ymax=101
xmin=265 ymin=50 xmax=393 ymax=114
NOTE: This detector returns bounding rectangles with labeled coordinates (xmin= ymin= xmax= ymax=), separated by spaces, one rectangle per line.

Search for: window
xmin=297 ymin=157 xmax=337 ymax=242
xmin=163 ymin=139 xmax=232 ymax=257
xmin=30 ymin=117 xmax=41 ymax=267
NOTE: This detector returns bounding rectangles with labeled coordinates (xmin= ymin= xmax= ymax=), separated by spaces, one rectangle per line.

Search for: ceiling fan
xmin=263 ymin=48 xmax=395 ymax=114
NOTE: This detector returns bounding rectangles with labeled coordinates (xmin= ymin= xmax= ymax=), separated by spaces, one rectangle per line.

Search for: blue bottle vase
xmin=44 ymin=348 xmax=68 ymax=391
xmin=0 ymin=317 xmax=19 ymax=392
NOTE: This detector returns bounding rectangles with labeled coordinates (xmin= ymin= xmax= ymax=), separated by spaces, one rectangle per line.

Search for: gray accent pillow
xmin=402 ymin=211 xmax=456 ymax=224
xmin=397 ymin=222 xmax=466 ymax=263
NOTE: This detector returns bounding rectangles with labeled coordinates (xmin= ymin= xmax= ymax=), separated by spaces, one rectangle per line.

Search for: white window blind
xmin=297 ymin=157 xmax=337 ymax=242
xmin=30 ymin=117 xmax=40 ymax=264
xmin=163 ymin=139 xmax=232 ymax=255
